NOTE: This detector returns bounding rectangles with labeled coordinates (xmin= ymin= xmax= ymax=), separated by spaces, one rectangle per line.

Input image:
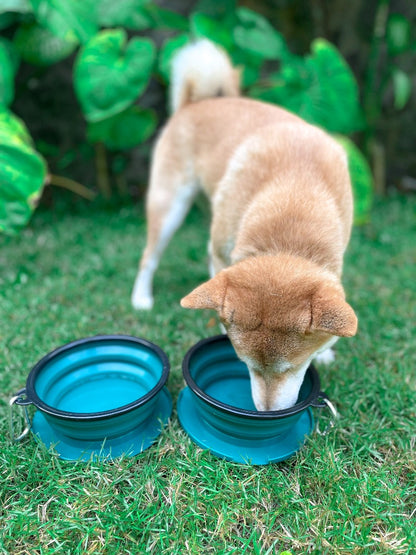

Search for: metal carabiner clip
xmin=9 ymin=388 xmax=31 ymax=442
xmin=312 ymin=392 xmax=339 ymax=436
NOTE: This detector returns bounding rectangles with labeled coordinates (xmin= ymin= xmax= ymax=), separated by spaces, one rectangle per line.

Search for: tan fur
xmin=132 ymin=42 xmax=357 ymax=411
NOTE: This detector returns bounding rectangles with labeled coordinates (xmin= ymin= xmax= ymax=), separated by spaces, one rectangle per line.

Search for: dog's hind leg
xmin=131 ymin=174 xmax=198 ymax=310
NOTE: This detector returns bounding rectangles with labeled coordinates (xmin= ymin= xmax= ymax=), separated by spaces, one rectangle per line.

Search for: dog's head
xmin=181 ymin=255 xmax=357 ymax=411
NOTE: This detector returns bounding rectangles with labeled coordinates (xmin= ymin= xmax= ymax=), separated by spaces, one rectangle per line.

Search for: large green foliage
xmin=74 ymin=30 xmax=156 ymax=122
xmin=251 ymin=39 xmax=364 ymax=134
xmin=158 ymin=7 xmax=373 ymax=225
xmin=97 ymin=0 xmax=154 ymax=30
xmin=87 ymin=106 xmax=156 ymax=150
xmin=14 ymin=22 xmax=78 ymax=65
xmin=233 ymin=7 xmax=289 ymax=60
xmin=0 ymin=110 xmax=47 ymax=234
xmin=30 ymin=0 xmax=98 ymax=44
xmin=0 ymin=0 xmax=385 ymax=233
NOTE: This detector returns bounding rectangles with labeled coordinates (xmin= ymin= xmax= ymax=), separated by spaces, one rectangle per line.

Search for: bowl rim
xmin=24 ymin=335 xmax=170 ymax=421
xmin=182 ymin=334 xmax=321 ymax=420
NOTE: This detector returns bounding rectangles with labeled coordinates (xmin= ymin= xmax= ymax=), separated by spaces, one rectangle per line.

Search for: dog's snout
xmin=253 ymin=395 xmax=297 ymax=412
xmin=248 ymin=363 xmax=309 ymax=412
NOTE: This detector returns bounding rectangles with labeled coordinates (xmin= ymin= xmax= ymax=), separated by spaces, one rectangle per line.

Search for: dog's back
xmin=163 ymin=41 xmax=352 ymax=238
xmin=160 ymin=44 xmax=353 ymax=276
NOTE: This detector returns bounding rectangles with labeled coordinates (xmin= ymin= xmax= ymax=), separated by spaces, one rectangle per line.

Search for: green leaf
xmin=0 ymin=40 xmax=15 ymax=107
xmin=14 ymin=23 xmax=78 ymax=65
xmin=144 ymin=4 xmax=189 ymax=31
xmin=251 ymin=39 xmax=364 ymax=134
xmin=391 ymin=68 xmax=412 ymax=110
xmin=336 ymin=136 xmax=373 ymax=225
xmin=386 ymin=13 xmax=412 ymax=56
xmin=0 ymin=12 xmax=18 ymax=30
xmin=98 ymin=0 xmax=188 ymax=31
xmin=87 ymin=106 xmax=157 ymax=150
xmin=0 ymin=110 xmax=47 ymax=234
xmin=0 ymin=109 xmax=33 ymax=147
xmin=230 ymin=46 xmax=263 ymax=88
xmin=234 ymin=7 xmax=288 ymax=60
xmin=74 ymin=29 xmax=156 ymax=122
xmin=98 ymin=0 xmax=152 ymax=30
xmin=30 ymin=0 xmax=98 ymax=44
xmin=158 ymin=34 xmax=190 ymax=83
xmin=191 ymin=12 xmax=234 ymax=50
xmin=0 ymin=0 xmax=32 ymax=13
xmin=0 ymin=37 xmax=20 ymax=73
xmin=194 ymin=0 xmax=236 ymax=20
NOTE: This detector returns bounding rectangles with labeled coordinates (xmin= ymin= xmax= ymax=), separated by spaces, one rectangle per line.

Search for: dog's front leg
xmin=131 ymin=181 xmax=198 ymax=310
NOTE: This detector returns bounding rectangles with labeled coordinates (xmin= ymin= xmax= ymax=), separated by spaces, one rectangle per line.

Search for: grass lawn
xmin=0 ymin=192 xmax=415 ymax=554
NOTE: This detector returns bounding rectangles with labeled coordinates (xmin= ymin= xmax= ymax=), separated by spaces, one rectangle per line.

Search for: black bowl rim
xmin=182 ymin=334 xmax=321 ymax=420
xmin=23 ymin=335 xmax=170 ymax=421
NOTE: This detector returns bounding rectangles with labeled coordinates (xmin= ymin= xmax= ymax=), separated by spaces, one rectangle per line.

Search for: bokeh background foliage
xmin=0 ymin=0 xmax=415 ymax=233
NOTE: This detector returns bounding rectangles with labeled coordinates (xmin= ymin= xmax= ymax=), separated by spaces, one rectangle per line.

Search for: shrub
xmin=0 ymin=0 xmax=377 ymax=234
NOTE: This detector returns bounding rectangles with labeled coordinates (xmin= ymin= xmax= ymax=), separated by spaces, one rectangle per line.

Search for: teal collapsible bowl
xmin=178 ymin=335 xmax=331 ymax=465
xmin=10 ymin=335 xmax=172 ymax=461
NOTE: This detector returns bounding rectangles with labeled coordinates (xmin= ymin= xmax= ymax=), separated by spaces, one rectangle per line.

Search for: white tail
xmin=170 ymin=39 xmax=240 ymax=113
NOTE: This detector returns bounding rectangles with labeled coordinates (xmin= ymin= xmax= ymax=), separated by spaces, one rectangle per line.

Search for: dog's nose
xmin=253 ymin=398 xmax=269 ymax=412
xmin=253 ymin=391 xmax=297 ymax=412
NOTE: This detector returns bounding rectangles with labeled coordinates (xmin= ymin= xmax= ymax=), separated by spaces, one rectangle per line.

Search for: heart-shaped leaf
xmin=87 ymin=106 xmax=157 ymax=150
xmin=30 ymin=0 xmax=98 ymax=44
xmin=234 ymin=7 xmax=289 ymax=60
xmin=14 ymin=23 xmax=78 ymax=65
xmin=0 ymin=110 xmax=47 ymax=234
xmin=251 ymin=39 xmax=364 ymax=134
xmin=74 ymin=29 xmax=156 ymax=122
xmin=98 ymin=0 xmax=152 ymax=30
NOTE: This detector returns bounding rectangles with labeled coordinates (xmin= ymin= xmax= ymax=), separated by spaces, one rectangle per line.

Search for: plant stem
xmin=94 ymin=142 xmax=112 ymax=199
xmin=364 ymin=0 xmax=390 ymax=130
xmin=363 ymin=0 xmax=390 ymax=194
xmin=115 ymin=173 xmax=129 ymax=197
xmin=369 ymin=140 xmax=386 ymax=196
xmin=48 ymin=174 xmax=96 ymax=200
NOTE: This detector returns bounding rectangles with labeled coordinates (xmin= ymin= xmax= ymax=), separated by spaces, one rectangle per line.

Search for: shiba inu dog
xmin=132 ymin=39 xmax=357 ymax=411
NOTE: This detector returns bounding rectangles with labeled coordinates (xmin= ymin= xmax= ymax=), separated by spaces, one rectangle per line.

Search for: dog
xmin=131 ymin=39 xmax=357 ymax=411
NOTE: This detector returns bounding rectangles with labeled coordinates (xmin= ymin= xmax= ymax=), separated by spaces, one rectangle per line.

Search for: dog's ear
xmin=182 ymin=272 xmax=262 ymax=330
xmin=310 ymin=284 xmax=357 ymax=337
xmin=181 ymin=272 xmax=227 ymax=311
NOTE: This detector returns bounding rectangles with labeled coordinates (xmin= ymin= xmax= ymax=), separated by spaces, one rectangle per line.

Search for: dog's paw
xmin=131 ymin=293 xmax=154 ymax=311
xmin=314 ymin=348 xmax=335 ymax=365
